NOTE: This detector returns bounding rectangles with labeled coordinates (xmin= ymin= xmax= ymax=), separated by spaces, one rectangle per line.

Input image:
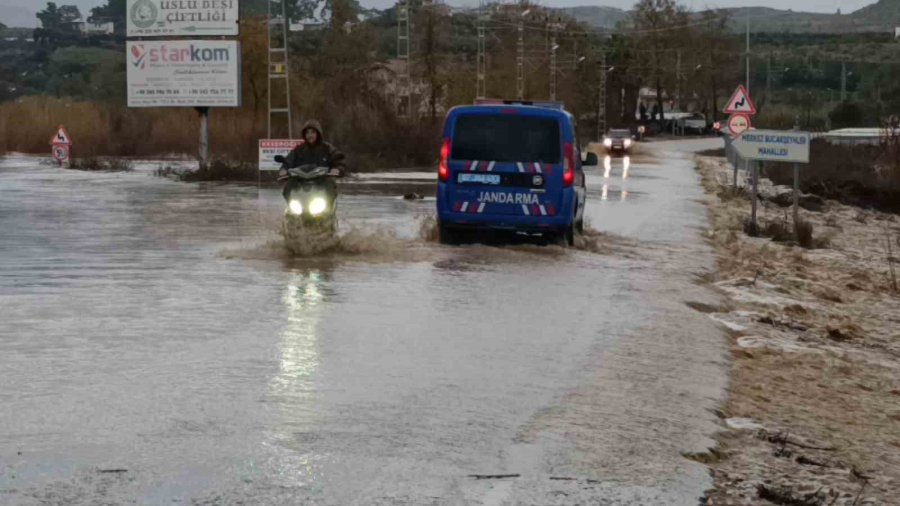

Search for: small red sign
xmin=52 ymin=144 xmax=70 ymax=164
xmin=728 ymin=113 xmax=752 ymax=139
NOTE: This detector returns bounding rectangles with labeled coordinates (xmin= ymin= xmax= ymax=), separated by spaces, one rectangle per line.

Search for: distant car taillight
xmin=563 ymin=142 xmax=575 ymax=187
xmin=438 ymin=138 xmax=450 ymax=182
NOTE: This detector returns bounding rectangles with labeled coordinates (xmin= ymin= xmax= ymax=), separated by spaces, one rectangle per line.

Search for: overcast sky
xmin=0 ymin=0 xmax=879 ymax=27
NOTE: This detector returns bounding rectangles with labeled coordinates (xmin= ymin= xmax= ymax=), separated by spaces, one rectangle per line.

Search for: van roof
xmin=448 ymin=101 xmax=572 ymax=121
xmin=473 ymin=99 xmax=567 ymax=110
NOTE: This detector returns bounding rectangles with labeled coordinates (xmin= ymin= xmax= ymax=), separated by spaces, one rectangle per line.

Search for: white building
xmin=79 ymin=21 xmax=115 ymax=35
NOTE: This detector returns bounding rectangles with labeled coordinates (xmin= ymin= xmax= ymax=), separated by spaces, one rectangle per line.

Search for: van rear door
xmin=447 ymin=113 xmax=564 ymax=217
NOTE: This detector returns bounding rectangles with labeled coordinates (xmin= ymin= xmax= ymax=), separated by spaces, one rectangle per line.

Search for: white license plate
xmin=458 ymin=173 xmax=500 ymax=185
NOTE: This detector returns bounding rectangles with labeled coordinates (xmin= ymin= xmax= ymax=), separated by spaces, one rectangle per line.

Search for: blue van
xmin=436 ymin=100 xmax=594 ymax=245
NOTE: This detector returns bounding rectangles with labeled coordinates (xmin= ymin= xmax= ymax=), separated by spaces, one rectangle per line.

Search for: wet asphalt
xmin=0 ymin=138 xmax=728 ymax=505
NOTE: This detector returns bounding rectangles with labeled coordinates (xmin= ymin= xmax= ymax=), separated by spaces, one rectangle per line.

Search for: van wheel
xmin=556 ymin=221 xmax=576 ymax=247
xmin=439 ymin=224 xmax=458 ymax=245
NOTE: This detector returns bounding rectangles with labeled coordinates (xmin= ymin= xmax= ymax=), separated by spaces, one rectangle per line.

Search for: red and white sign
xmin=49 ymin=125 xmax=72 ymax=145
xmin=724 ymin=85 xmax=756 ymax=115
xmin=727 ymin=114 xmax=752 ymax=139
xmin=258 ymin=139 xmax=304 ymax=171
xmin=52 ymin=144 xmax=70 ymax=164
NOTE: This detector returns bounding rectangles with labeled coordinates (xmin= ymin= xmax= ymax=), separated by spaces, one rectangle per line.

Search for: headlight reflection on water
xmin=600 ymin=155 xmax=631 ymax=202
xmin=266 ymin=271 xmax=329 ymax=485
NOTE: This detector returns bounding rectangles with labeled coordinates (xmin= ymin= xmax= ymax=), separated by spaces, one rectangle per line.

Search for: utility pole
xmin=675 ymin=49 xmax=681 ymax=111
xmin=476 ymin=1 xmax=486 ymax=99
xmin=516 ymin=11 xmax=525 ymax=100
xmin=267 ymin=0 xmax=292 ymax=139
xmin=765 ymin=55 xmax=771 ymax=107
xmin=597 ymin=52 xmax=607 ymax=140
xmin=841 ymin=61 xmax=847 ymax=102
xmin=549 ymin=23 xmax=558 ymax=101
xmin=745 ymin=14 xmax=750 ymax=94
xmin=397 ymin=0 xmax=412 ymax=116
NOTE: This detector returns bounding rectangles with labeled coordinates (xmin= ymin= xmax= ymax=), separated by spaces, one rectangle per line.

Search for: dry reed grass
xmin=0 ymin=96 xmax=265 ymax=160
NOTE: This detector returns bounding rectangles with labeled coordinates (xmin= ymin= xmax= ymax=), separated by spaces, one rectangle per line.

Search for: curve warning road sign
xmin=724 ymin=85 xmax=756 ymax=115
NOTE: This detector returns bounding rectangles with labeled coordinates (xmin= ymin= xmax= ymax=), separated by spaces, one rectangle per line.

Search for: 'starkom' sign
xmin=127 ymin=0 xmax=239 ymax=37
xmin=127 ymin=40 xmax=241 ymax=108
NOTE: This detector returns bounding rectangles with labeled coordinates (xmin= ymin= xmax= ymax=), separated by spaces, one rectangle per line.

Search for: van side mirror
xmin=274 ymin=155 xmax=286 ymax=164
xmin=583 ymin=152 xmax=599 ymax=166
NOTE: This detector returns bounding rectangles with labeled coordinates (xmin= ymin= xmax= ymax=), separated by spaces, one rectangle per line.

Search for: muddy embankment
xmin=694 ymin=155 xmax=900 ymax=506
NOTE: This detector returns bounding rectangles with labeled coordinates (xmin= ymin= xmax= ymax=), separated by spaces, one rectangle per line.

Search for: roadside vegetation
xmin=695 ymin=154 xmax=900 ymax=505
xmin=68 ymin=156 xmax=132 ymax=171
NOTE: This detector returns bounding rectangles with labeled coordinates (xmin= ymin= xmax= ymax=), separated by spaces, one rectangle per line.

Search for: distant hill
xmin=564 ymin=1 xmax=900 ymax=35
xmin=560 ymin=6 xmax=629 ymax=30
xmin=849 ymin=0 xmax=900 ymax=30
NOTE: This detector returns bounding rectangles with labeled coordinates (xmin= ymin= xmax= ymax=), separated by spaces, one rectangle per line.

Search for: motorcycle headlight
xmin=603 ymin=138 xmax=612 ymax=147
xmin=308 ymin=197 xmax=327 ymax=216
xmin=288 ymin=200 xmax=303 ymax=215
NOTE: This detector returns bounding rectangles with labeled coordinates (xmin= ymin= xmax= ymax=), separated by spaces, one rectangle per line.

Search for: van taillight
xmin=439 ymin=138 xmax=450 ymax=182
xmin=563 ymin=142 xmax=575 ymax=187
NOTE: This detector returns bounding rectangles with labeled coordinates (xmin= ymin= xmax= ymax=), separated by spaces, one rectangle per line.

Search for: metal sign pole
xmin=793 ymin=162 xmax=800 ymax=241
xmin=750 ymin=160 xmax=758 ymax=234
xmin=733 ymin=156 xmax=740 ymax=189
xmin=197 ymin=107 xmax=209 ymax=169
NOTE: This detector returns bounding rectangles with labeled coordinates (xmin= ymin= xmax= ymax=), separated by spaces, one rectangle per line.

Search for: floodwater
xmin=1 ymin=139 xmax=728 ymax=505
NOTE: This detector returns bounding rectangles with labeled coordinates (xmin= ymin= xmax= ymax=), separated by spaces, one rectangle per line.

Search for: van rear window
xmin=451 ymin=115 xmax=561 ymax=163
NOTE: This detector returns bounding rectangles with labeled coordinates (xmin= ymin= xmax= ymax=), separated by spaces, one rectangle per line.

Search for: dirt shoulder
xmin=694 ymin=156 xmax=900 ymax=506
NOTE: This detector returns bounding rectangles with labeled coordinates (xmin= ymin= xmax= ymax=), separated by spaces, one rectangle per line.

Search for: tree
xmin=416 ymin=4 xmax=449 ymax=122
xmin=693 ymin=9 xmax=737 ymax=122
xmin=37 ymin=3 xmax=61 ymax=30
xmin=632 ymin=0 xmax=689 ymax=125
xmin=44 ymin=47 xmax=124 ymax=101
xmin=89 ymin=0 xmax=126 ymax=33
xmin=58 ymin=5 xmax=81 ymax=23
xmin=37 ymin=3 xmax=81 ymax=30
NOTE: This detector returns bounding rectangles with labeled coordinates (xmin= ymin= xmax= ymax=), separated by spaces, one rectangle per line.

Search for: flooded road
xmin=1 ymin=139 xmax=728 ymax=505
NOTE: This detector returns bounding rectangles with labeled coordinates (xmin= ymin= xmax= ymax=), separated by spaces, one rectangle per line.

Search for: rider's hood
xmin=301 ymin=120 xmax=324 ymax=145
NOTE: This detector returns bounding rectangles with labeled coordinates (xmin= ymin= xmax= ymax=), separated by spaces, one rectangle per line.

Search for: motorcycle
xmin=275 ymin=155 xmax=339 ymax=254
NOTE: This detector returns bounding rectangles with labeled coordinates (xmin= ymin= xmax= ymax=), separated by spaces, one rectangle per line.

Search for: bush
xmin=69 ymin=156 xmax=132 ymax=171
xmin=828 ymin=100 xmax=864 ymax=129
xmin=796 ymin=220 xmax=815 ymax=248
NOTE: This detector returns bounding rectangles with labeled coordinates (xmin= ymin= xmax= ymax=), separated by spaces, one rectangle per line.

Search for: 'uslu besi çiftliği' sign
xmin=128 ymin=0 xmax=239 ymax=37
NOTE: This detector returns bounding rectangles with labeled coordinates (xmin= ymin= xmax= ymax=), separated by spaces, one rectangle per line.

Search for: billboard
xmin=259 ymin=140 xmax=304 ymax=171
xmin=127 ymin=0 xmax=239 ymax=37
xmin=127 ymin=40 xmax=241 ymax=108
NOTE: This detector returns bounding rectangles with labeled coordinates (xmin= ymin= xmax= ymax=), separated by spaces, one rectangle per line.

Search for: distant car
xmin=603 ymin=129 xmax=634 ymax=153
xmin=435 ymin=99 xmax=593 ymax=246
xmin=681 ymin=114 xmax=708 ymax=135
